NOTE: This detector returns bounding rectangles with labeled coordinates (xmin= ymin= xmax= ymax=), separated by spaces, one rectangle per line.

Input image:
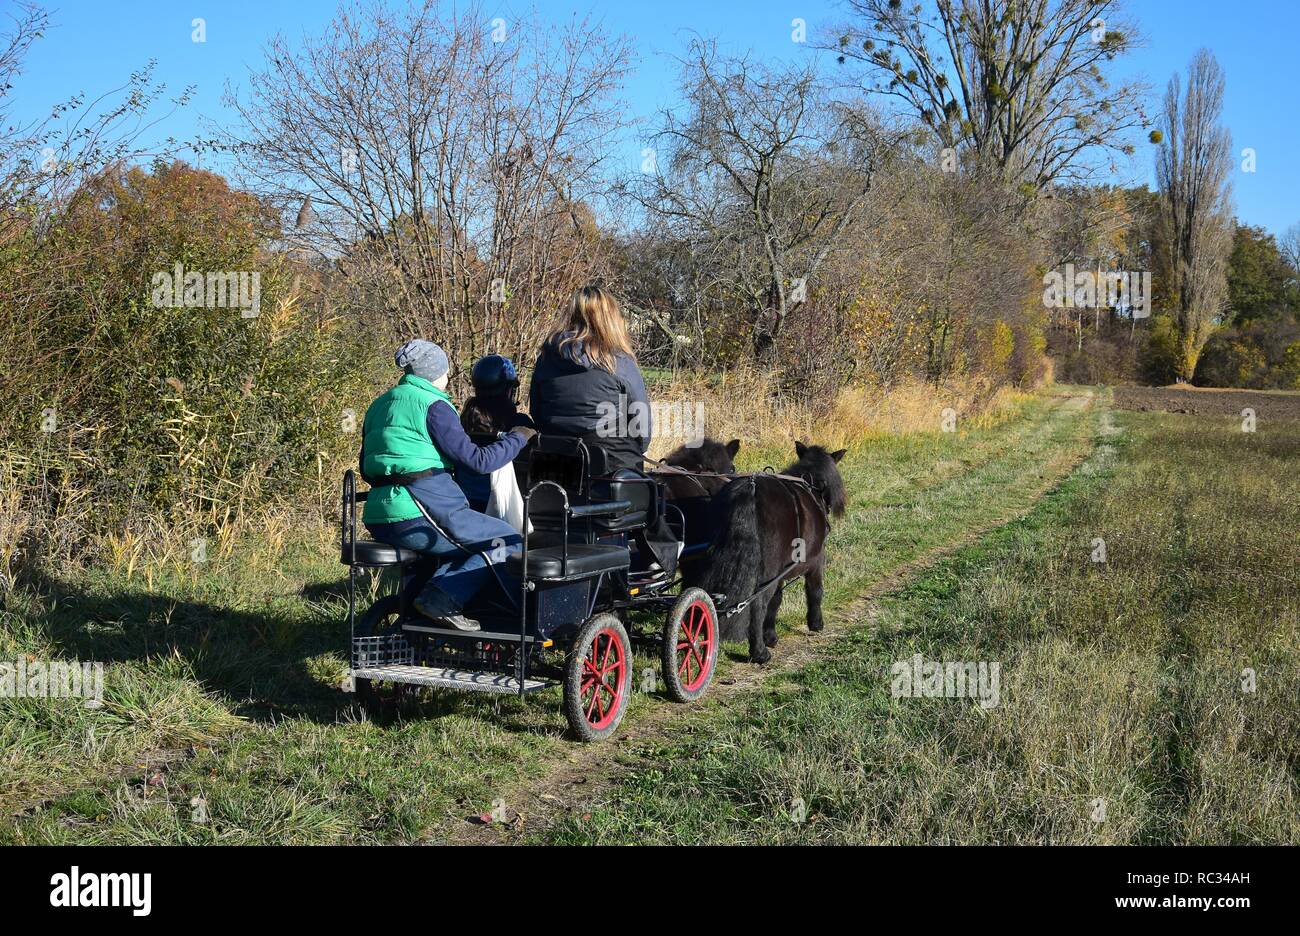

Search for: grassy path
xmin=446 ymin=388 xmax=1101 ymax=843
xmin=526 ymin=403 xmax=1300 ymax=845
xmin=3 ymin=388 xmax=1101 ymax=844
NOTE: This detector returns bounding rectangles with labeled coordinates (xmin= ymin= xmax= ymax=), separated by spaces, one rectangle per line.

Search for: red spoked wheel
xmin=563 ymin=614 xmax=631 ymax=742
xmin=661 ymin=588 xmax=719 ymax=703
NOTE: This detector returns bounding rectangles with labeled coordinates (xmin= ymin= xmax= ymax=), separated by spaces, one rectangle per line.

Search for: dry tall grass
xmin=647 ymin=367 xmax=1030 ymax=459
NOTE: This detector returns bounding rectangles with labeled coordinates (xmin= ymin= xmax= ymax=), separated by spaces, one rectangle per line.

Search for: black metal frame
xmin=341 ymin=455 xmax=636 ymax=697
xmin=513 ymin=479 xmax=631 ymax=692
xmin=341 ymin=469 xmax=361 ymax=650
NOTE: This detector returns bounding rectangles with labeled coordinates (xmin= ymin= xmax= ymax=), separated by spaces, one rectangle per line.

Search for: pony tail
xmin=698 ymin=477 xmax=762 ymax=642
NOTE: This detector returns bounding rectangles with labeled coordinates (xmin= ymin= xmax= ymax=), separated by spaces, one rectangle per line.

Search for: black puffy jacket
xmin=528 ymin=332 xmax=652 ymax=473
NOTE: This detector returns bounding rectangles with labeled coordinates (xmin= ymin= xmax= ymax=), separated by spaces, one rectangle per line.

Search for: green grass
xmin=533 ymin=404 xmax=1300 ymax=844
xmin=21 ymin=387 xmax=1281 ymax=845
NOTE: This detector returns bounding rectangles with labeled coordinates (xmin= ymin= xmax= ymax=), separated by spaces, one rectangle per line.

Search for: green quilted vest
xmin=361 ymin=374 xmax=455 ymax=524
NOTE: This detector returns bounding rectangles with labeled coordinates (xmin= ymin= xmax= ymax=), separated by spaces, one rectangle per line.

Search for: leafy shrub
xmin=0 ymin=162 xmax=378 ymax=556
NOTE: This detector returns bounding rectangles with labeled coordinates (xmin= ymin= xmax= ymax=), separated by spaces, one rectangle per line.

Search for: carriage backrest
xmin=528 ymin=436 xmax=591 ymax=497
xmin=524 ymin=436 xmax=594 ymax=540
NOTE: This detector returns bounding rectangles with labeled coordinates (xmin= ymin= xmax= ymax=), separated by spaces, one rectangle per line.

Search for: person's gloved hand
xmin=510 ymin=425 xmax=537 ymax=443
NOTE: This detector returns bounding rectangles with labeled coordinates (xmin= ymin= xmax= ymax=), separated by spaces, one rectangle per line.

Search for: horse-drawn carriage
xmin=340 ymin=435 xmax=726 ymax=741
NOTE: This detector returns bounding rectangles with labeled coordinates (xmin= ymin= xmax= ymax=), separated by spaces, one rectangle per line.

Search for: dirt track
xmin=1113 ymin=385 xmax=1300 ymax=420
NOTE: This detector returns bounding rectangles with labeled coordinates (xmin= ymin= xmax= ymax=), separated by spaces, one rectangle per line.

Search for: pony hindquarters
xmin=692 ymin=474 xmax=802 ymax=664
xmin=690 ymin=475 xmax=762 ymax=650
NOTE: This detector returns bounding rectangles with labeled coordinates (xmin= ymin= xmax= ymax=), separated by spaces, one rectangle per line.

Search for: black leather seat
xmin=506 ymin=543 xmax=629 ymax=579
xmin=591 ymin=470 xmax=657 ymax=532
xmin=341 ymin=540 xmax=421 ymax=567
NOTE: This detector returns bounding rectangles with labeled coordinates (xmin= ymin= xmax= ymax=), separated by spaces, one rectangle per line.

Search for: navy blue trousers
xmin=366 ymin=471 xmax=521 ymax=614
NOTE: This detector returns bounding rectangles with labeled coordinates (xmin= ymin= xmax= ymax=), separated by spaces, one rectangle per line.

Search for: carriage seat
xmin=590 ymin=469 xmax=657 ymax=532
xmin=340 ymin=540 xmax=421 ymax=567
xmin=506 ymin=543 xmax=629 ymax=580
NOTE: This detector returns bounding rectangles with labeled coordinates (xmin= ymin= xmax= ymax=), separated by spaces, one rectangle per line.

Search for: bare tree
xmin=823 ymin=0 xmax=1147 ymax=190
xmin=1155 ymin=48 xmax=1233 ymax=382
xmin=630 ymin=38 xmax=881 ymax=357
xmin=220 ymin=1 xmax=633 ymax=368
xmin=1280 ymin=224 xmax=1300 ymax=276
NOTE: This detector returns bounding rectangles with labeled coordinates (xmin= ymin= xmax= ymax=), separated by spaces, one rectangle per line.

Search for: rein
xmin=647 ymin=456 xmax=831 ymax=526
xmin=647 ymin=457 xmax=821 ymax=499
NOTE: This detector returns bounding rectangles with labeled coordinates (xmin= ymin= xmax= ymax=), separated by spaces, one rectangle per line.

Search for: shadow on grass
xmin=300 ymin=578 xmax=350 ymax=604
xmin=18 ymin=567 xmax=578 ymax=739
xmin=21 ymin=566 xmax=354 ymax=723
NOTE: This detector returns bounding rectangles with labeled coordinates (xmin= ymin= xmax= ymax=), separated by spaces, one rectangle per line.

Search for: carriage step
xmin=352 ymin=664 xmax=551 ymax=694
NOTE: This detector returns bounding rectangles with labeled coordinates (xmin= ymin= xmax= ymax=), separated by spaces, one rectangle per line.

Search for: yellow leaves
xmin=988 ymin=320 xmax=1015 ymax=371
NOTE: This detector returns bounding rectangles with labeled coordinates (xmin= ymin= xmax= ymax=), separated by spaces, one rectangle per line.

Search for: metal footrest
xmin=352 ymin=664 xmax=551 ymax=694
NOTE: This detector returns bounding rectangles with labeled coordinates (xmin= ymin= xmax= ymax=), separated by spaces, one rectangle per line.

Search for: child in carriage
xmin=455 ymin=354 xmax=534 ymax=512
xmin=360 ymin=340 xmax=535 ymax=631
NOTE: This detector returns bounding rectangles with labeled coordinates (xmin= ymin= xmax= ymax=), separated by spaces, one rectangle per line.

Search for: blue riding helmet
xmin=470 ymin=355 xmax=519 ymax=396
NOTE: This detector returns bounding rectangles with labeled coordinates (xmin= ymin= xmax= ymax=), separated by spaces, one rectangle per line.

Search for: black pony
xmin=658 ymin=438 xmax=741 ymax=553
xmin=660 ymin=437 xmax=740 ymax=496
xmin=686 ymin=442 xmax=847 ymax=663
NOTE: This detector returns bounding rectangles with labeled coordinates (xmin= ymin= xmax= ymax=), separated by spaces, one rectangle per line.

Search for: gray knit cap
xmin=394 ymin=339 xmax=449 ymax=383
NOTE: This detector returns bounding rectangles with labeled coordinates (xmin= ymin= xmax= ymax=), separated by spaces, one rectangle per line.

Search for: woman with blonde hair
xmin=530 ymin=286 xmax=679 ymax=573
xmin=529 ymin=285 xmax=652 ymax=473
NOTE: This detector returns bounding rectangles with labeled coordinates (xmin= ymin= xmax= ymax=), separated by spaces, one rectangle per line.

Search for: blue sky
xmin=11 ymin=0 xmax=1298 ymax=234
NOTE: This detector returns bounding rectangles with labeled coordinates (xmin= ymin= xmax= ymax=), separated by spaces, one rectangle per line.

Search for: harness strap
xmin=647 ymin=458 xmax=831 ymax=530
xmin=647 ymin=458 xmax=824 ymax=505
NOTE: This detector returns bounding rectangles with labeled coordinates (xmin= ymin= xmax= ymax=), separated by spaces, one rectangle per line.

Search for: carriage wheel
xmin=352 ymin=593 xmax=406 ymax=717
xmin=661 ymin=588 xmax=719 ymax=703
xmin=563 ymin=614 xmax=631 ymax=742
